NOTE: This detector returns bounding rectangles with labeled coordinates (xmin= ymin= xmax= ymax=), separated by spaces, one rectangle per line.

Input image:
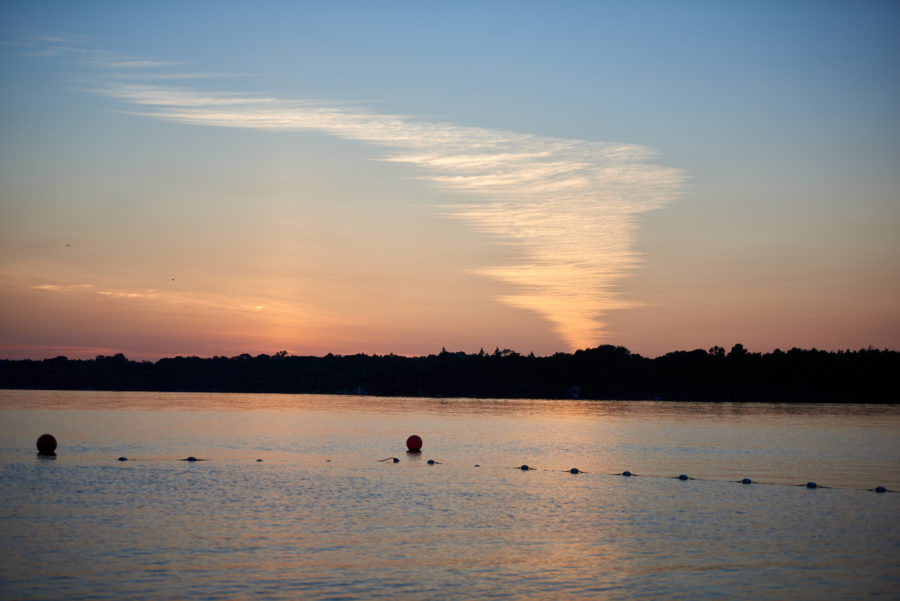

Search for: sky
xmin=1 ymin=1 xmax=898 ymax=360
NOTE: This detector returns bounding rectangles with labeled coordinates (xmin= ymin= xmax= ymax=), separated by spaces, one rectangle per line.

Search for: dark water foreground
xmin=1 ymin=391 xmax=898 ymax=600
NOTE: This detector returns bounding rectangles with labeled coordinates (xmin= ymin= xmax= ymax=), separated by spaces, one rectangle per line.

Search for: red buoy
xmin=406 ymin=434 xmax=423 ymax=452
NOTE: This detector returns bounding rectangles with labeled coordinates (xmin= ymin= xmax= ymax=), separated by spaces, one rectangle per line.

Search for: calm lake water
xmin=1 ymin=390 xmax=898 ymax=600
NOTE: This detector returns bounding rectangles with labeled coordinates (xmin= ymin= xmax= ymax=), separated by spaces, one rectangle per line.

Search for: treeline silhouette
xmin=1 ymin=344 xmax=897 ymax=402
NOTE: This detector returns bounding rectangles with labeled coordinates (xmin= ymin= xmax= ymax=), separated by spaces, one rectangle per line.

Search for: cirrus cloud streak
xmin=97 ymin=82 xmax=685 ymax=350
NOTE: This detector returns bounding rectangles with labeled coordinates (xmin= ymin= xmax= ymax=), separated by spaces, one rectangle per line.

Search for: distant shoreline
xmin=2 ymin=345 xmax=898 ymax=403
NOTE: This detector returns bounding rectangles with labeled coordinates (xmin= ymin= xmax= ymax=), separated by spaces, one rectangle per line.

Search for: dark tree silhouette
xmin=1 ymin=345 xmax=897 ymax=402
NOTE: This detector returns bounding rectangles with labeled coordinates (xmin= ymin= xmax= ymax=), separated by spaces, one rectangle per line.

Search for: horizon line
xmin=3 ymin=342 xmax=897 ymax=363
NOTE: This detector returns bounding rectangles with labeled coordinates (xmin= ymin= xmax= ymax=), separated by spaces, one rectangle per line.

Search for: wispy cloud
xmin=32 ymin=280 xmax=274 ymax=316
xmin=32 ymin=283 xmax=93 ymax=292
xmin=104 ymin=71 xmax=231 ymax=80
xmin=18 ymin=36 xmax=684 ymax=349
xmin=96 ymin=289 xmax=160 ymax=300
xmin=17 ymin=36 xmax=178 ymax=70
xmin=92 ymin=82 xmax=684 ymax=349
xmin=33 ymin=282 xmax=160 ymax=301
xmin=101 ymin=59 xmax=178 ymax=69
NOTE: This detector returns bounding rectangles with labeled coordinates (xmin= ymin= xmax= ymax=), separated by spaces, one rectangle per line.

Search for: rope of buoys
xmin=102 ymin=452 xmax=895 ymax=492
xmin=26 ymin=431 xmax=886 ymax=493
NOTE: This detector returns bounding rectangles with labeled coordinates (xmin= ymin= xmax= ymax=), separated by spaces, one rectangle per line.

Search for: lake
xmin=1 ymin=390 xmax=898 ymax=600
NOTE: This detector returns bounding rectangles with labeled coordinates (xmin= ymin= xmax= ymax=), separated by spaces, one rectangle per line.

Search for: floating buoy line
xmin=33 ymin=433 xmax=894 ymax=493
xmin=365 ymin=455 xmax=891 ymax=492
xmin=100 ymin=455 xmax=896 ymax=492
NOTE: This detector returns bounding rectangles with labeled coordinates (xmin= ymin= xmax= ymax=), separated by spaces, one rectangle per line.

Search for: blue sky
xmin=1 ymin=1 xmax=898 ymax=358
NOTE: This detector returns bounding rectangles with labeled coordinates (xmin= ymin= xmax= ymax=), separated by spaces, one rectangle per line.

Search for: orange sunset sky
xmin=2 ymin=1 xmax=898 ymax=360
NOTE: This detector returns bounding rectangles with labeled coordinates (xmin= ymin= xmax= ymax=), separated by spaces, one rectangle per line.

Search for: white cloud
xmin=95 ymin=83 xmax=684 ymax=350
